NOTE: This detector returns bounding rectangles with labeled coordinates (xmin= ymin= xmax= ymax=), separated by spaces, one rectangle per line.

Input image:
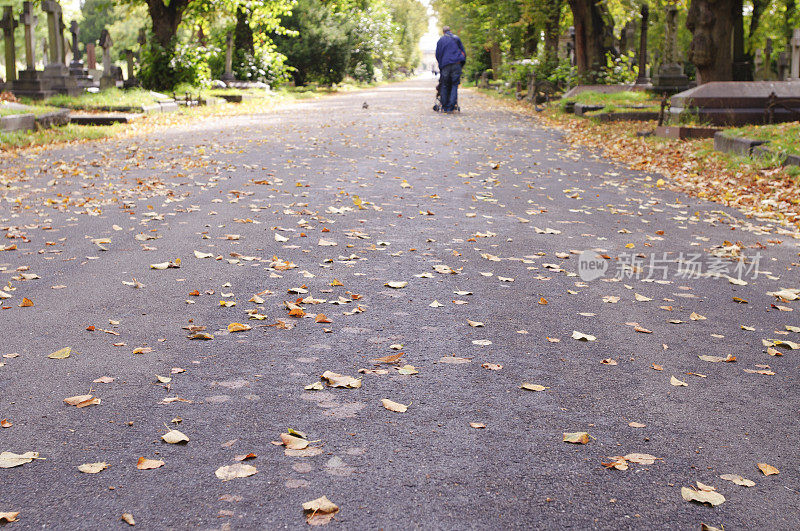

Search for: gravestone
xmin=40 ymin=0 xmax=78 ymax=95
xmin=753 ymin=49 xmax=763 ymax=80
xmin=99 ymin=28 xmax=115 ymax=89
xmin=12 ymin=2 xmax=57 ymax=99
xmin=635 ymin=4 xmax=650 ymax=85
xmin=670 ymin=81 xmax=800 ymax=126
xmin=777 ymin=51 xmax=788 ymax=81
xmin=68 ymin=21 xmax=92 ymax=87
xmin=86 ymin=42 xmax=96 ymax=70
xmin=1 ymin=6 xmax=18 ymax=87
xmin=122 ymin=49 xmax=138 ymax=88
xmin=221 ymin=31 xmax=234 ymax=82
xmin=791 ymin=28 xmax=800 ymax=80
xmin=652 ymin=4 xmax=689 ymax=92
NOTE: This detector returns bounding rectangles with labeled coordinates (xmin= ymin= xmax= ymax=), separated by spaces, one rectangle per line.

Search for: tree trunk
xmin=489 ymin=41 xmax=501 ymax=73
xmin=567 ymin=0 xmax=609 ymax=82
xmin=748 ymin=0 xmax=769 ymax=48
xmin=146 ymin=0 xmax=188 ymax=50
xmin=686 ymin=0 xmax=736 ymax=83
xmin=234 ymin=6 xmax=255 ymax=56
xmin=543 ymin=0 xmax=563 ymax=68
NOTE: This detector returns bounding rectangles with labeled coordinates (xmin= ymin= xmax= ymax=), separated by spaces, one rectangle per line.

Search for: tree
xmin=567 ymin=0 xmax=612 ymax=81
xmin=686 ymin=0 xmax=736 ymax=82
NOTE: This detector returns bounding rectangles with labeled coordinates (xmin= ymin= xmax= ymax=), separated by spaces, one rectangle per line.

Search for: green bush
xmin=139 ymin=37 xmax=215 ymax=91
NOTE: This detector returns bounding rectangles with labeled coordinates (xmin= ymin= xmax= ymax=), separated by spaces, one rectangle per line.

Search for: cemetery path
xmin=1 ymin=78 xmax=800 ymax=529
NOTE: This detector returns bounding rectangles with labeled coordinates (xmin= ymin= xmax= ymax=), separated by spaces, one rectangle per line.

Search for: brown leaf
xmin=314 ymin=313 xmax=332 ymax=323
xmin=320 ymin=371 xmax=361 ymax=388
xmin=63 ymin=394 xmax=101 ymax=408
xmin=0 ymin=512 xmax=20 ymax=523
xmin=371 ymin=352 xmax=404 ymax=363
xmin=302 ymin=496 xmax=339 ymax=526
xmin=563 ymin=432 xmax=590 ymax=444
xmin=78 ymin=462 xmax=109 ymax=474
xmin=757 ymin=463 xmax=779 ymax=476
xmin=136 ymin=457 xmax=164 ymax=470
xmin=19 ymin=297 xmax=33 ymax=307
xmin=121 ymin=513 xmax=135 ymax=526
xmin=0 ymin=419 xmax=12 ymax=428
xmin=227 ymin=322 xmax=251 ymax=332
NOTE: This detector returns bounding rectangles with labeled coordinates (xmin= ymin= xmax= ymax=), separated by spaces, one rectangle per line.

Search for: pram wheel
xmin=433 ymin=103 xmax=440 ymax=112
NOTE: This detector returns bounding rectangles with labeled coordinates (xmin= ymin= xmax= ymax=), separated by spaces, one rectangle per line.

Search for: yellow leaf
xmin=521 ymin=383 xmax=549 ymax=392
xmin=670 ymin=376 xmax=688 ymax=387
xmin=48 ymin=347 xmax=74 ymax=359
xmin=227 ymin=322 xmax=251 ymax=332
xmin=19 ymin=297 xmax=33 ymax=307
xmin=757 ymin=463 xmax=779 ymax=476
xmin=215 ymin=463 xmax=257 ymax=481
xmin=563 ymin=432 xmax=590 ymax=444
xmin=78 ymin=462 xmax=109 ymax=474
xmin=381 ymin=399 xmax=408 ymax=412
xmin=136 ymin=457 xmax=164 ymax=470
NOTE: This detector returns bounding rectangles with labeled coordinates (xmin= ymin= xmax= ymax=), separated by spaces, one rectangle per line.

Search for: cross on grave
xmin=1 ymin=6 xmax=18 ymax=83
xmin=20 ymin=1 xmax=37 ymax=71
xmin=222 ymin=30 xmax=234 ymax=82
xmin=41 ymin=0 xmax=64 ymax=66
xmin=791 ymin=28 xmax=800 ymax=80
xmin=99 ymin=28 xmax=115 ymax=89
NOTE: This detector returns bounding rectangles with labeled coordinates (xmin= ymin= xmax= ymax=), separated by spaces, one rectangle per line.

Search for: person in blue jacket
xmin=435 ymin=26 xmax=466 ymax=113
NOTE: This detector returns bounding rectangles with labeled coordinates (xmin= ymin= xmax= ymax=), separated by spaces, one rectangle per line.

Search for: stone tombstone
xmin=652 ymin=3 xmax=688 ymax=92
xmin=19 ymin=2 xmax=37 ymax=71
xmin=753 ymin=49 xmax=763 ymax=80
xmin=791 ymin=28 xmax=800 ymax=80
xmin=57 ymin=7 xmax=66 ymax=65
xmin=221 ymin=30 xmax=234 ymax=82
xmin=762 ymin=38 xmax=775 ymax=80
xmin=69 ymin=21 xmax=80 ymax=66
xmin=777 ymin=51 xmax=788 ymax=80
xmin=99 ymin=28 xmax=114 ymax=89
xmin=137 ymin=28 xmax=146 ymax=47
xmin=86 ymin=42 xmax=96 ymax=70
xmin=122 ymin=48 xmax=139 ymax=88
xmin=41 ymin=0 xmax=63 ymax=66
xmin=635 ymin=4 xmax=650 ymax=85
xmin=1 ymin=5 xmax=18 ymax=84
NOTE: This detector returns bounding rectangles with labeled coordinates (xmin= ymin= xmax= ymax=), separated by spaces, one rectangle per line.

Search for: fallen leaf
xmin=670 ymin=376 xmax=688 ymax=387
xmin=162 ymin=430 xmax=189 ymax=444
xmin=571 ymin=331 xmax=596 ymax=341
xmin=121 ymin=513 xmax=135 ymax=526
xmin=481 ymin=363 xmax=502 ymax=370
xmin=19 ymin=298 xmax=33 ymax=307
xmin=385 ymin=281 xmax=407 ymax=289
xmin=371 ymin=352 xmax=404 ymax=363
xmin=681 ymin=486 xmax=725 ymax=506
xmin=698 ymin=354 xmax=736 ymax=363
xmin=136 ymin=457 xmax=164 ymax=470
xmin=381 ymin=399 xmax=408 ymax=413
xmin=279 ymin=433 xmax=310 ymax=450
xmin=521 ymin=383 xmax=549 ymax=392
xmin=470 ymin=422 xmax=486 ymax=429
xmin=628 ymin=422 xmax=646 ymax=428
xmin=0 ymin=512 xmax=19 ymax=523
xmin=302 ymin=496 xmax=339 ymax=525
xmin=48 ymin=347 xmax=75 ymax=359
xmin=78 ymin=462 xmax=109 ymax=474
xmin=0 ymin=419 xmax=11 ymax=428
xmin=320 ymin=371 xmax=362 ymax=388
xmin=227 ymin=322 xmax=251 ymax=332
xmin=215 ymin=463 xmax=257 ymax=481
xmin=64 ymin=394 xmax=101 ymax=408
xmin=719 ymin=473 xmax=755 ymax=487
xmin=563 ymin=432 xmax=590 ymax=444
xmin=0 ymin=451 xmax=40 ymax=468
xmin=757 ymin=463 xmax=779 ymax=476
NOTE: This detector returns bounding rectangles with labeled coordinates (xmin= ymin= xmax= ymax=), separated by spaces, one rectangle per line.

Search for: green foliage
xmin=595 ymin=51 xmax=638 ymax=84
xmin=139 ymin=38 xmax=215 ymax=90
xmin=273 ymin=0 xmax=353 ymax=85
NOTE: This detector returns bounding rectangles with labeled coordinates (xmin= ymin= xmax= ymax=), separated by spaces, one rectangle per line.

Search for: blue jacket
xmin=436 ymin=31 xmax=466 ymax=68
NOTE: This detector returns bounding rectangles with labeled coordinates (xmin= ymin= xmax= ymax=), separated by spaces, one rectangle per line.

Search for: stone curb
xmin=714 ymin=132 xmax=800 ymax=167
xmin=0 ymin=113 xmax=36 ymax=132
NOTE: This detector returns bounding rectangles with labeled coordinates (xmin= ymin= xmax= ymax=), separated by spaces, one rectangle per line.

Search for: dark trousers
xmin=440 ymin=62 xmax=462 ymax=112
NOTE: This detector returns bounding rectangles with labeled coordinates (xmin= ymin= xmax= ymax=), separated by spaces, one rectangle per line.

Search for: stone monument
xmin=12 ymin=2 xmax=56 ymax=99
xmin=86 ymin=42 xmax=96 ymax=70
xmin=790 ymin=28 xmax=800 ymax=81
xmin=99 ymin=28 xmax=115 ymax=89
xmin=753 ymin=49 xmax=763 ymax=80
xmin=1 ymin=6 xmax=18 ymax=88
xmin=68 ymin=20 xmax=92 ymax=87
xmin=777 ymin=51 xmax=788 ymax=81
xmin=634 ymin=4 xmax=650 ymax=85
xmin=123 ymin=49 xmax=138 ymax=88
xmin=221 ymin=31 xmax=234 ymax=82
xmin=652 ymin=3 xmax=689 ymax=92
xmin=40 ymin=0 xmax=78 ymax=95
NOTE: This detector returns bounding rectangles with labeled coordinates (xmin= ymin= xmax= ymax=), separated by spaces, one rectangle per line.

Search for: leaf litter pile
xmin=0 ymin=85 xmax=798 ymax=527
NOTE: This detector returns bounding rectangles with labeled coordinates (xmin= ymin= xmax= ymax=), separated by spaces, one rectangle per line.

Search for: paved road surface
xmin=1 ymin=79 xmax=799 ymax=529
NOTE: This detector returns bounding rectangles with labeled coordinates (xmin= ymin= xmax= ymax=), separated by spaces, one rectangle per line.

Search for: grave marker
xmin=86 ymin=42 xmax=96 ymax=70
xmin=222 ymin=31 xmax=234 ymax=82
xmin=635 ymin=4 xmax=650 ymax=85
xmin=1 ymin=6 xmax=18 ymax=84
xmin=652 ymin=4 xmax=688 ymax=92
xmin=99 ymin=28 xmax=114 ymax=89
xmin=790 ymin=28 xmax=800 ymax=80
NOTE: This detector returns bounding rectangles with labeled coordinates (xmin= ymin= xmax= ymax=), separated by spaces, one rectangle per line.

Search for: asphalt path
xmin=1 ymin=78 xmax=799 ymax=529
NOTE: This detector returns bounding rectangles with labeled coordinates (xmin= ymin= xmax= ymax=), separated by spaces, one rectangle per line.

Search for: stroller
xmin=433 ymin=80 xmax=460 ymax=113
